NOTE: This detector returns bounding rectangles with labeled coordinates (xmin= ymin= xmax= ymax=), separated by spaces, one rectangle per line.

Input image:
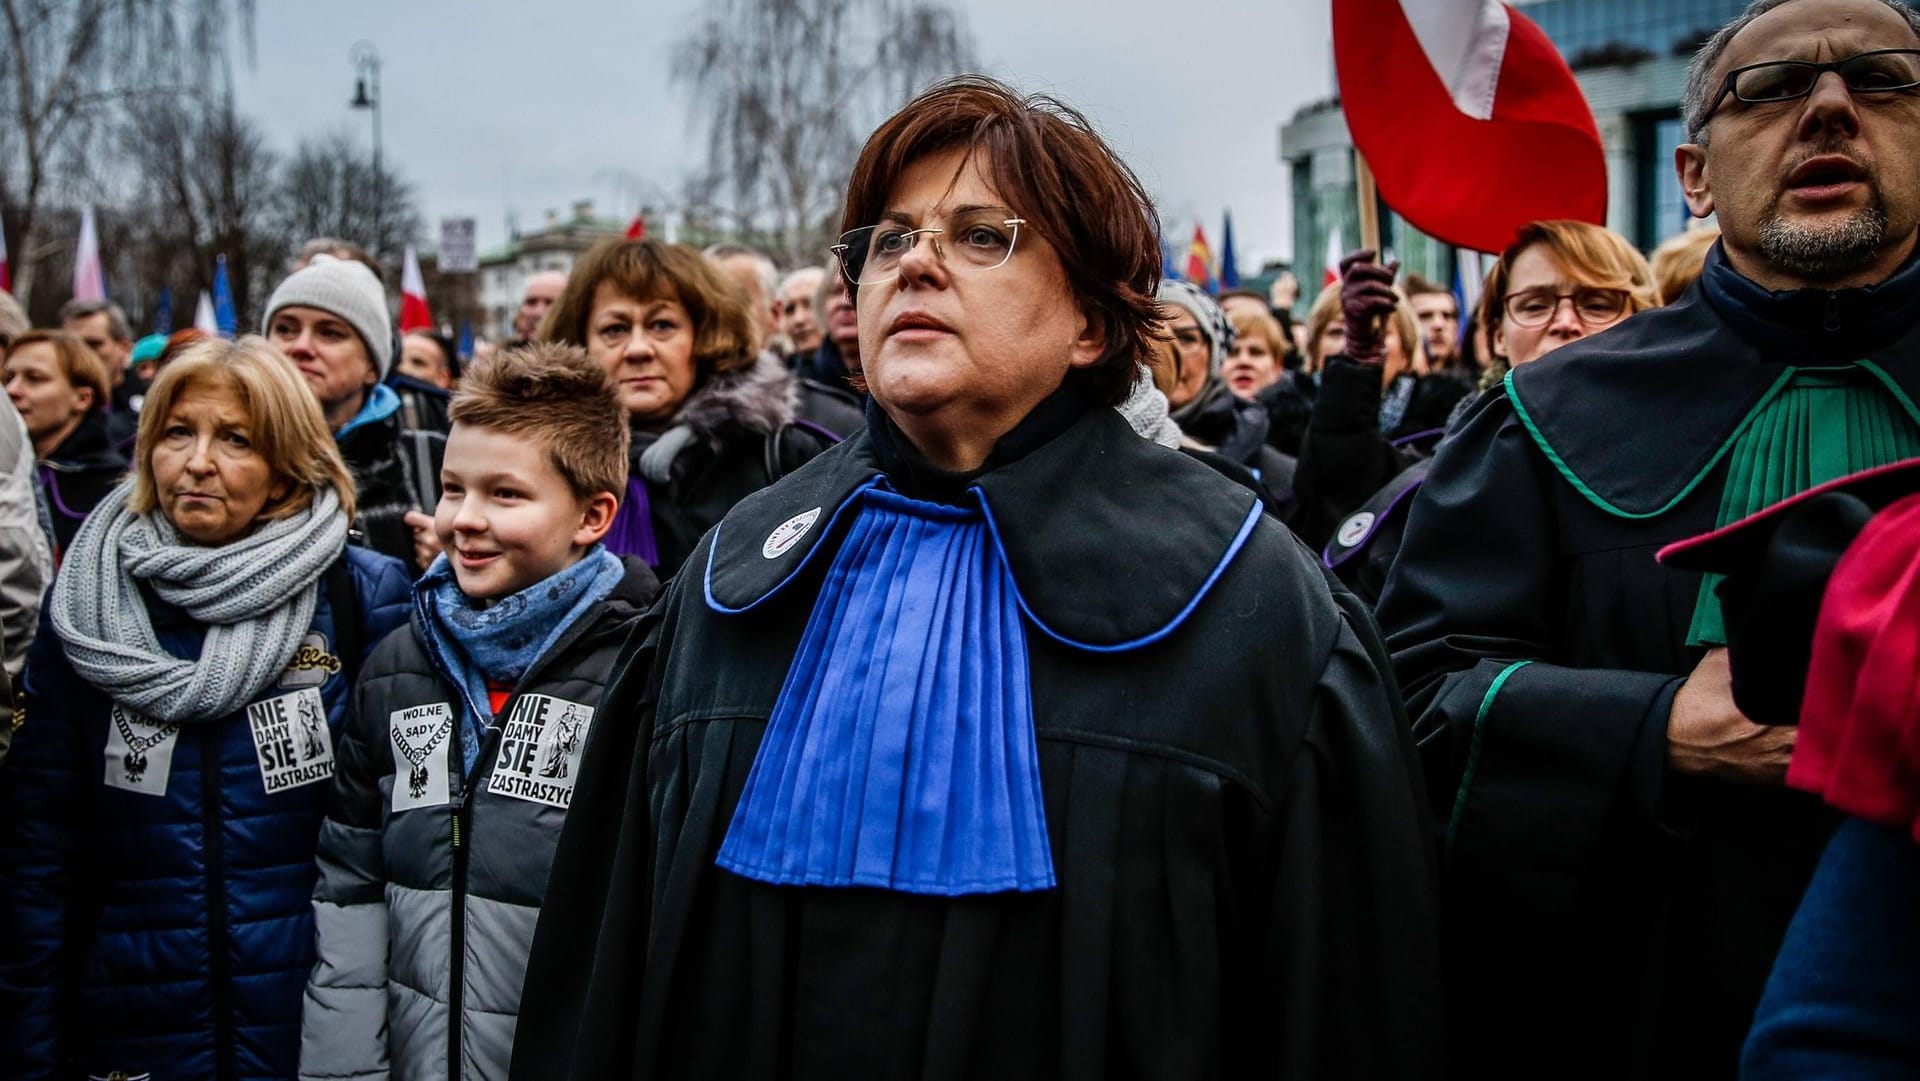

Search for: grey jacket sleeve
xmin=0 ymin=398 xmax=50 ymax=681
xmin=301 ymin=674 xmax=394 ymax=1081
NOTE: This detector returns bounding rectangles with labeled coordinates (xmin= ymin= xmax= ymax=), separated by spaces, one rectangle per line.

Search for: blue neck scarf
xmin=415 ymin=545 xmax=625 ymax=773
xmin=715 ymin=486 xmax=1055 ymax=895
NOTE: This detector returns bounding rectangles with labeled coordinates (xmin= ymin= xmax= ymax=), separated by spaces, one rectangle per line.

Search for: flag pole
xmin=1354 ymin=153 xmax=1383 ymax=255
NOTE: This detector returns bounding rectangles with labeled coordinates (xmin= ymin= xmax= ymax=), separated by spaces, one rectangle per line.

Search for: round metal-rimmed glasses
xmin=831 ymin=211 xmax=1027 ymax=286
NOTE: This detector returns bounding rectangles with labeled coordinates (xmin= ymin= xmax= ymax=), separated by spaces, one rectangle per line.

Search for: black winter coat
xmin=1289 ymin=358 xmax=1462 ymax=550
xmin=336 ymin=404 xmax=445 ymax=573
xmin=36 ymin=411 xmax=126 ymax=555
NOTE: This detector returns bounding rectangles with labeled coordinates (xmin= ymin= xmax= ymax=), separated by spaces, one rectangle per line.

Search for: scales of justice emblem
xmin=394 ymin=709 xmax=454 ymax=799
xmin=114 ymin=709 xmax=178 ymax=785
xmin=537 ymin=704 xmax=587 ymax=780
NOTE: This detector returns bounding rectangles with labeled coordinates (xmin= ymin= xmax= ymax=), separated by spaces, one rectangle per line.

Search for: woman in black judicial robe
xmin=511 ymin=75 xmax=1442 ymax=1081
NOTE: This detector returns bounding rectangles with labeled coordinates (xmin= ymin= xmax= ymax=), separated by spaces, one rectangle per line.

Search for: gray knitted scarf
xmin=53 ymin=481 xmax=350 ymax=723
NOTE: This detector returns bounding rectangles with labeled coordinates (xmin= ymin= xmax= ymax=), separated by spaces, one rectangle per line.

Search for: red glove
xmin=1338 ymin=250 xmax=1400 ymax=366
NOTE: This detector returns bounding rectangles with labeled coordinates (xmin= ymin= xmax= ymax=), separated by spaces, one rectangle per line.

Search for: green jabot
xmin=1688 ymin=362 xmax=1920 ymax=646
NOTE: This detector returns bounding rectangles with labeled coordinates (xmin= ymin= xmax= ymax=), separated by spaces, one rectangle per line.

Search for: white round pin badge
xmin=1336 ymin=511 xmax=1376 ymax=548
xmin=763 ymin=507 xmax=823 ymax=559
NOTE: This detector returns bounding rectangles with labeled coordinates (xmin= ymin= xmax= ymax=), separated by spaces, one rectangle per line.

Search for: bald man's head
xmin=516 ymin=271 xmax=570 ymax=339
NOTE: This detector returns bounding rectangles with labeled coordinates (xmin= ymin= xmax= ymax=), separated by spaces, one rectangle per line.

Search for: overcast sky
xmin=234 ymin=0 xmax=1334 ymax=270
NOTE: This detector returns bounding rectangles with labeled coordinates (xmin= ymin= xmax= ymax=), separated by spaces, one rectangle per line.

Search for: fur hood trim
xmin=675 ymin=352 xmax=798 ymax=442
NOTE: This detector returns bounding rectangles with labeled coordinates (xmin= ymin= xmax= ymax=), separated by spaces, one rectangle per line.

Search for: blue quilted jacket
xmin=0 ymin=546 xmax=411 ymax=1081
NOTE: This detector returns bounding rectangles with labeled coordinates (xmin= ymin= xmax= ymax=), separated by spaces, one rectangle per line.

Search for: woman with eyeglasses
xmin=1307 ymin=222 xmax=1656 ymax=604
xmin=537 ymin=238 xmax=837 ymax=576
xmin=511 ymin=74 xmax=1442 ymax=1081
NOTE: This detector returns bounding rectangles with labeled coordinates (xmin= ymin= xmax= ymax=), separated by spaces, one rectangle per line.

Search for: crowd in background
xmin=0 ymin=0 xmax=1918 ymax=1077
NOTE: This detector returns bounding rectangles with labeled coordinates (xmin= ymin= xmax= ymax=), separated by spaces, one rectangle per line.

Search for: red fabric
xmin=1790 ymin=493 xmax=1920 ymax=841
xmin=625 ymin=216 xmax=646 ymax=241
xmin=399 ymin=292 xmax=434 ymax=334
xmin=487 ymin=680 xmax=514 ymax=717
xmin=1333 ymin=0 xmax=1606 ymax=253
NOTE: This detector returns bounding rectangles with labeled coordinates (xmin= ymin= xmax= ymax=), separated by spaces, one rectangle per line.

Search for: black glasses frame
xmin=1501 ymin=288 xmax=1631 ymax=329
xmin=1699 ymin=48 xmax=1920 ymax=128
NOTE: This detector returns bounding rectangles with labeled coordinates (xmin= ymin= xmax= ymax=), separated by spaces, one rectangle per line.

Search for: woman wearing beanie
xmin=1159 ymin=280 xmax=1296 ymax=511
xmin=0 ymin=337 xmax=411 ymax=1080
xmin=265 ymin=254 xmax=445 ymax=571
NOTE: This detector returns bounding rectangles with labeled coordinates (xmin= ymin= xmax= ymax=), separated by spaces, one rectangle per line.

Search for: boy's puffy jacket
xmin=301 ymin=557 xmax=657 ymax=1081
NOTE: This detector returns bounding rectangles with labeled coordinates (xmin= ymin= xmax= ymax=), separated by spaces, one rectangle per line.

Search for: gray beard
xmin=1756 ymin=198 xmax=1889 ymax=282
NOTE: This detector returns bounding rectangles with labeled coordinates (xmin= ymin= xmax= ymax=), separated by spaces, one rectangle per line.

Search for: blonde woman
xmin=0 ymin=336 xmax=412 ymax=1079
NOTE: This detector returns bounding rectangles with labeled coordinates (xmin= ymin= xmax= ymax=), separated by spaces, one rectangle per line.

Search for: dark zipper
xmin=1824 ymin=291 xmax=1843 ymax=333
xmin=448 ymin=785 xmax=469 ymax=1081
xmin=202 ymin=737 xmax=236 ymax=1081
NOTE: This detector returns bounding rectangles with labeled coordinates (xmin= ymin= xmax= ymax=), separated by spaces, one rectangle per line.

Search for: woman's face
xmin=3 ymin=341 xmax=92 ymax=446
xmin=1224 ymin=334 xmax=1279 ymax=399
xmin=267 ymin=306 xmax=377 ymax=416
xmin=1312 ymin=321 xmax=1345 ymax=371
xmin=150 ymin=379 xmax=286 ymax=545
xmin=824 ymin=272 xmax=860 ymax=364
xmin=855 ymin=146 xmax=1101 ymax=467
xmin=1163 ymin=307 xmax=1211 ymax=409
xmin=1495 ymin=243 xmax=1633 ymax=367
xmin=585 ymin=282 xmax=699 ymax=429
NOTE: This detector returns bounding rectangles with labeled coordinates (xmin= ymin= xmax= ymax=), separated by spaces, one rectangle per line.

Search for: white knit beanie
xmin=262 ymin=255 xmax=394 ymax=377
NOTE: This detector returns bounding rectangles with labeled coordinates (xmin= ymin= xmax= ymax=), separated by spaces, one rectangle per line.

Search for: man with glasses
xmin=1375 ymin=0 xmax=1920 ymax=1076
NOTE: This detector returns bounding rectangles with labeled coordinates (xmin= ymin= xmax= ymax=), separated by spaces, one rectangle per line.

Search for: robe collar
xmin=1506 ymin=242 xmax=1920 ymax=519
xmin=703 ymin=396 xmax=1263 ymax=650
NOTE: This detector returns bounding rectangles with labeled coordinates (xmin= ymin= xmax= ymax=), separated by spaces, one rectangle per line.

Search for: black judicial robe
xmin=511 ymin=404 xmax=1443 ymax=1081
xmin=1377 ymin=250 xmax=1920 ymax=1080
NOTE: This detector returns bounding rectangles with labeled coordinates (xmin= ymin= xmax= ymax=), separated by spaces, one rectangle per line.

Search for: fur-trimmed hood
xmin=635 ymin=353 xmax=799 ymax=484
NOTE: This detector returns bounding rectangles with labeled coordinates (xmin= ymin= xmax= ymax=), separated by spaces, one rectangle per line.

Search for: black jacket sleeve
xmin=510 ymin=599 xmax=668 ymax=1080
xmin=1290 ymin=357 xmax=1417 ymax=549
xmin=1375 ymin=396 xmax=1679 ymax=890
xmin=1269 ymin=584 xmax=1446 ymax=1079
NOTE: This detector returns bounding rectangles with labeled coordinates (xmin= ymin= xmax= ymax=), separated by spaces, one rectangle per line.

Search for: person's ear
xmin=1491 ymin=321 xmax=1509 ymax=361
xmin=72 ymin=384 xmax=95 ymax=414
xmin=575 ymin=490 xmax=620 ymax=548
xmin=1069 ymin=309 xmax=1106 ymax=370
xmin=1676 ymin=143 xmax=1714 ymax=220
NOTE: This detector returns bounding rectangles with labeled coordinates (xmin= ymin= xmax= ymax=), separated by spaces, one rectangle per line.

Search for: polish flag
xmin=624 ymin=214 xmax=647 ymax=241
xmin=72 ymin=206 xmax=106 ymax=301
xmin=1323 ymin=225 xmax=1344 ymax=289
xmin=399 ymin=245 xmax=434 ymax=333
xmin=1334 ymin=0 xmax=1606 ymax=253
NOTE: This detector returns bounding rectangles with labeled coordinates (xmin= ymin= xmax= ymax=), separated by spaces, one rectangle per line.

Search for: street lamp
xmin=349 ymin=40 xmax=383 ymax=255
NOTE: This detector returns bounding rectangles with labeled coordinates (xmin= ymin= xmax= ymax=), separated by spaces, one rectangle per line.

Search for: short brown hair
xmin=1401 ymin=273 xmax=1453 ymax=303
xmin=130 ymin=336 xmax=357 ymax=521
xmin=1229 ymin=306 xmax=1289 ymax=361
xmin=840 ymin=75 xmax=1161 ymax=406
xmin=450 ymin=342 xmax=630 ymax=501
xmin=5 ymin=330 xmax=110 ymax=414
xmin=1302 ymin=283 xmax=1424 ymax=372
xmin=1650 ymin=227 xmax=1719 ymax=305
xmin=537 ymin=239 xmax=756 ymax=380
xmin=1477 ymin=221 xmax=1656 ymax=363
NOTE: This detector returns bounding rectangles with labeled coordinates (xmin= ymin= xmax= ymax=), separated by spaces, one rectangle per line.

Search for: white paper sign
xmin=486 ymin=694 xmax=595 ymax=809
xmin=389 ymin=702 xmax=455 ymax=813
xmin=247 ymin=688 xmax=336 ymax=794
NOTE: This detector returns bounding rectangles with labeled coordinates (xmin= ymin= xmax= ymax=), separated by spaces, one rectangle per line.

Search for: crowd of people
xmin=0 ymin=0 xmax=1917 ymax=1076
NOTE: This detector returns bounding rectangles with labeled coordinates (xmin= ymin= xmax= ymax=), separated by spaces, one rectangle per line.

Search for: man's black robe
xmin=511 ymin=405 xmax=1443 ymax=1081
xmin=1377 ymin=247 xmax=1920 ymax=1079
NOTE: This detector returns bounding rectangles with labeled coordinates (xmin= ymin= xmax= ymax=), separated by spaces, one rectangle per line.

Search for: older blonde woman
xmin=0 ymin=337 xmax=411 ymax=1080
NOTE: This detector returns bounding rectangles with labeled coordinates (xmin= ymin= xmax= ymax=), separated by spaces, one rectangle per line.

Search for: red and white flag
xmin=399 ymin=246 xmax=434 ymax=333
xmin=72 ymin=206 xmax=106 ymax=302
xmin=1333 ymin=0 xmax=1606 ymax=253
xmin=193 ymin=291 xmax=219 ymax=335
xmin=1323 ymin=224 xmax=1345 ymax=288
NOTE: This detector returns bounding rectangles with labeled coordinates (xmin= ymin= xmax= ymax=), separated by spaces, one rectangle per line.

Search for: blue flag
xmin=1220 ymin=211 xmax=1241 ymax=290
xmin=212 ymin=255 xmax=237 ymax=339
xmin=1160 ymin=229 xmax=1182 ymax=283
xmin=457 ymin=318 xmax=473 ymax=362
xmin=152 ymin=287 xmax=173 ymax=335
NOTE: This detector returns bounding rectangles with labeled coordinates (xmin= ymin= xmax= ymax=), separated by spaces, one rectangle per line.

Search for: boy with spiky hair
xmin=301 ymin=343 xmax=660 ymax=1080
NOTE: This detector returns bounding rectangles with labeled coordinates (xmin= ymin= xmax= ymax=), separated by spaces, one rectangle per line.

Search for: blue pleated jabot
xmin=715 ymin=486 xmax=1056 ymax=896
